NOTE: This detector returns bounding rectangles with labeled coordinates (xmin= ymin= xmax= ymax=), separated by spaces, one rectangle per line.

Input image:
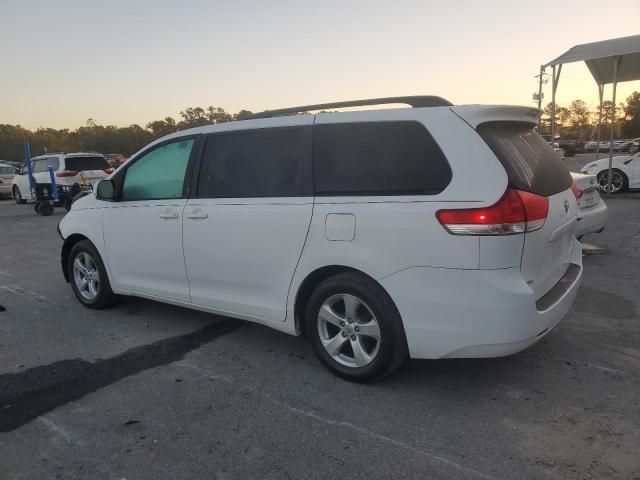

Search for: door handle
xmin=186 ymin=210 xmax=208 ymax=220
xmin=159 ymin=210 xmax=179 ymax=219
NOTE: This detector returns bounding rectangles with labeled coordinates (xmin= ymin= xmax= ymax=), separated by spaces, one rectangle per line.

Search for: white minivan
xmin=58 ymin=96 xmax=582 ymax=381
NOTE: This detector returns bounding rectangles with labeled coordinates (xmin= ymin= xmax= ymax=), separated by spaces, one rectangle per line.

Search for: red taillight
xmin=571 ymin=181 xmax=583 ymax=199
xmin=103 ymin=167 xmax=114 ymax=174
xmin=55 ymin=170 xmax=78 ymax=177
xmin=436 ymin=188 xmax=549 ymax=235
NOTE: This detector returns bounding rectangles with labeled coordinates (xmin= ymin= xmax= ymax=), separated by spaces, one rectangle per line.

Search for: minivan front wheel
xmin=305 ymin=272 xmax=407 ymax=382
xmin=13 ymin=186 xmax=26 ymax=204
xmin=68 ymin=240 xmax=117 ymax=309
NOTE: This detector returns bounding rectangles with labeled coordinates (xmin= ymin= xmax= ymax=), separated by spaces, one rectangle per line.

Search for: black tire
xmin=304 ymin=272 xmax=408 ymax=382
xmin=34 ymin=202 xmax=41 ymax=213
xmin=38 ymin=202 xmax=54 ymax=216
xmin=13 ymin=186 xmax=26 ymax=204
xmin=597 ymin=169 xmax=628 ymax=194
xmin=68 ymin=240 xmax=117 ymax=309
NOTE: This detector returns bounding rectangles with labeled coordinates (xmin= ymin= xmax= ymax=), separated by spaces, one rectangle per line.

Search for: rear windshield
xmin=477 ymin=122 xmax=572 ymax=196
xmin=65 ymin=156 xmax=109 ymax=171
xmin=0 ymin=166 xmax=14 ymax=174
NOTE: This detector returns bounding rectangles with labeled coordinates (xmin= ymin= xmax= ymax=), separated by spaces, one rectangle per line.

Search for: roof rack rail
xmin=243 ymin=95 xmax=452 ymax=120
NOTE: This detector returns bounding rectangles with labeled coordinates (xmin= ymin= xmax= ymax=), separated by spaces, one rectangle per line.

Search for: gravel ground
xmin=1 ymin=163 xmax=639 ymax=479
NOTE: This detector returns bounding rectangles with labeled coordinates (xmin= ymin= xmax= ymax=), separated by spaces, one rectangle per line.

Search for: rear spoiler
xmin=450 ymin=105 xmax=541 ymax=129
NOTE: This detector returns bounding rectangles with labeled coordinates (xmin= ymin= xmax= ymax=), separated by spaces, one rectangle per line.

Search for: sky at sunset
xmin=1 ymin=0 xmax=639 ymax=130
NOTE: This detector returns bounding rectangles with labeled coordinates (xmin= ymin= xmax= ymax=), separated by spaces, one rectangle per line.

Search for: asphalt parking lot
xmin=1 ymin=154 xmax=639 ymax=480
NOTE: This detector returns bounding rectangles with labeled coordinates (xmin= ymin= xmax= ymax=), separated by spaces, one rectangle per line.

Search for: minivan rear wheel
xmin=304 ymin=272 xmax=407 ymax=382
xmin=68 ymin=240 xmax=117 ymax=309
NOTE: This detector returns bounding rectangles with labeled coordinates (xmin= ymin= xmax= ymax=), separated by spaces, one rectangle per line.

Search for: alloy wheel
xmin=598 ymin=172 xmax=623 ymax=193
xmin=317 ymin=293 xmax=381 ymax=368
xmin=72 ymin=252 xmax=100 ymax=300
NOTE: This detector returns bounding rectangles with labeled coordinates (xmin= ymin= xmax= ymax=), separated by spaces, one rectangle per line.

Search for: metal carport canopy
xmin=543 ymin=34 xmax=640 ymax=84
xmin=542 ymin=34 xmax=640 ymax=194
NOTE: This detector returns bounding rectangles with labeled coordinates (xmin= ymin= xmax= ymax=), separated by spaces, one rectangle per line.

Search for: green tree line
xmin=540 ymin=91 xmax=640 ymax=139
xmin=0 ymin=106 xmax=253 ymax=162
xmin=1 ymin=93 xmax=639 ymax=162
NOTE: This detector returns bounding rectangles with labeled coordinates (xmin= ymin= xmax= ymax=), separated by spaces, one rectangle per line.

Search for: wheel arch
xmin=293 ymin=265 xmax=400 ymax=337
xmin=61 ymin=233 xmax=91 ymax=282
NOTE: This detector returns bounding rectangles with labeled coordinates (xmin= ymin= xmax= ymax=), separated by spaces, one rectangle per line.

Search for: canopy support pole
xmin=595 ymin=84 xmax=604 ymax=160
xmin=606 ymin=56 xmax=620 ymax=194
xmin=550 ymin=64 xmax=562 ymax=142
xmin=537 ymin=65 xmax=544 ymax=132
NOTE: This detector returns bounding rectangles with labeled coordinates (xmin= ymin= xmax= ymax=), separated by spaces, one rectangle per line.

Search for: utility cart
xmin=32 ymin=181 xmax=91 ymax=216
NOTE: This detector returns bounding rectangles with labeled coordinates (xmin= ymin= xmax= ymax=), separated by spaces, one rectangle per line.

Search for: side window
xmin=122 ymin=139 xmax=194 ymax=201
xmin=197 ymin=127 xmax=312 ymax=198
xmin=33 ymin=159 xmax=47 ymax=173
xmin=48 ymin=157 xmax=60 ymax=171
xmin=313 ymin=121 xmax=452 ymax=195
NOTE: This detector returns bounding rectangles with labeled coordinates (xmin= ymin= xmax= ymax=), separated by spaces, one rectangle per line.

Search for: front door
xmin=183 ymin=119 xmax=314 ymax=322
xmin=102 ymin=137 xmax=197 ymax=302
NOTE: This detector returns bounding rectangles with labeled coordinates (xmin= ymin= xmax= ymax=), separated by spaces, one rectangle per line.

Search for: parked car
xmin=58 ymin=97 xmax=582 ymax=382
xmin=0 ymin=163 xmax=18 ymax=198
xmin=105 ymin=153 xmax=129 ymax=168
xmin=618 ymin=139 xmax=640 ymax=153
xmin=558 ymin=139 xmax=585 ymax=156
xmin=3 ymin=160 xmax=23 ymax=170
xmin=542 ymin=135 xmax=565 ymax=158
xmin=570 ymin=172 xmax=608 ymax=239
xmin=585 ymin=141 xmax=612 ymax=153
xmin=12 ymin=153 xmax=113 ymax=204
xmin=580 ymin=151 xmax=640 ymax=193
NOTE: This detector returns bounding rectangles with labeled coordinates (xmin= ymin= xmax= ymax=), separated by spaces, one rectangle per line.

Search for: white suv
xmin=58 ymin=96 xmax=582 ymax=381
xmin=12 ymin=153 xmax=113 ymax=205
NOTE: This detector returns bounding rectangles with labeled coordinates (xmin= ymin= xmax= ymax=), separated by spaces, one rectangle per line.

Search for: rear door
xmin=183 ymin=117 xmax=314 ymax=322
xmin=477 ymin=121 xmax=577 ymax=299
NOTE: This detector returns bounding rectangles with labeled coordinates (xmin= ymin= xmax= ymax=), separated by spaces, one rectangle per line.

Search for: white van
xmin=58 ymin=96 xmax=582 ymax=381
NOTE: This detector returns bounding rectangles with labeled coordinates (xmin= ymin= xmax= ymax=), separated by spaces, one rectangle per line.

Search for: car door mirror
xmin=96 ymin=179 xmax=116 ymax=200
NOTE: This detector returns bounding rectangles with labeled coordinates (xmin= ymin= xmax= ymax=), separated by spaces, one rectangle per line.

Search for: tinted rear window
xmin=477 ymin=122 xmax=572 ymax=196
xmin=65 ymin=156 xmax=109 ymax=171
xmin=0 ymin=166 xmax=15 ymax=174
xmin=313 ymin=121 xmax=451 ymax=195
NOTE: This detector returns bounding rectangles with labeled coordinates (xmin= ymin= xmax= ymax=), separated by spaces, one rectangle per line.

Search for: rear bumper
xmin=575 ymin=200 xmax=608 ymax=238
xmin=0 ymin=184 xmax=11 ymax=195
xmin=379 ymin=239 xmax=583 ymax=359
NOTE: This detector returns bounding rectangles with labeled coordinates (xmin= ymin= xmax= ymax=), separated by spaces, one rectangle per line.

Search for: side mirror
xmin=96 ymin=179 xmax=117 ymax=200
